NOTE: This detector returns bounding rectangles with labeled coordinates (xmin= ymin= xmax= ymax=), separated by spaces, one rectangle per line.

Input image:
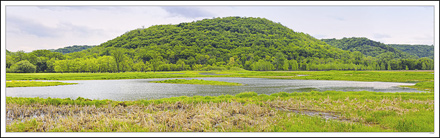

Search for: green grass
xmin=401 ymin=81 xmax=434 ymax=92
xmin=150 ymin=79 xmax=243 ymax=86
xmin=6 ymin=70 xmax=434 ymax=83
xmin=6 ymin=91 xmax=434 ymax=132
xmin=6 ymin=80 xmax=77 ymax=87
xmin=5 ymin=70 xmax=435 ymax=132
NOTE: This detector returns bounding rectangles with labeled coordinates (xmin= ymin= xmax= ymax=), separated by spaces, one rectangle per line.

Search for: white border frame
xmin=1 ymin=1 xmax=438 ymax=137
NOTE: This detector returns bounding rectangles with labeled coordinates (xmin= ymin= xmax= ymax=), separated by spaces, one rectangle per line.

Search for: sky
xmin=3 ymin=4 xmax=436 ymax=52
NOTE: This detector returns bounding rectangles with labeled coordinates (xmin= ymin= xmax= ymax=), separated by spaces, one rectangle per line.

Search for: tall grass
xmin=6 ymin=91 xmax=434 ymax=132
xmin=6 ymin=70 xmax=434 ymax=83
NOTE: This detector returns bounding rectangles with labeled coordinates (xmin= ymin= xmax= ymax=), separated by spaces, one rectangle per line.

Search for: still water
xmin=6 ymin=77 xmax=421 ymax=101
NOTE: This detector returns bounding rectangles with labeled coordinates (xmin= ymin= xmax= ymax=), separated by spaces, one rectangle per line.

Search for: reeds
xmin=6 ymin=91 xmax=434 ymax=132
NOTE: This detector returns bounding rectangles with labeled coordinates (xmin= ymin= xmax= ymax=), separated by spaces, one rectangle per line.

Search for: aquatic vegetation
xmin=6 ymin=91 xmax=434 ymax=132
xmin=6 ymin=80 xmax=77 ymax=87
xmin=6 ymin=70 xmax=433 ymax=83
xmin=150 ymin=79 xmax=243 ymax=86
xmin=401 ymin=81 xmax=434 ymax=92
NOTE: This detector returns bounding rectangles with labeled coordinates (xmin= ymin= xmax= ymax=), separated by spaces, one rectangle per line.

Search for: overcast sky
xmin=4 ymin=5 xmax=435 ymax=52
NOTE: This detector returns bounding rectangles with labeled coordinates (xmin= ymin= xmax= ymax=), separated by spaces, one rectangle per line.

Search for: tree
xmin=176 ymin=59 xmax=186 ymax=70
xmin=151 ymin=56 xmax=164 ymax=72
xmin=10 ymin=60 xmax=36 ymax=73
xmin=227 ymin=57 xmax=237 ymax=67
xmin=133 ymin=61 xmax=146 ymax=72
xmin=290 ymin=59 xmax=298 ymax=71
xmin=6 ymin=55 xmax=15 ymax=68
xmin=111 ymin=48 xmax=125 ymax=73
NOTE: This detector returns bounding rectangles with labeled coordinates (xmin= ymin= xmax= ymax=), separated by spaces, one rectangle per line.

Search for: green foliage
xmin=49 ymin=45 xmax=95 ymax=54
xmin=9 ymin=60 xmax=37 ymax=73
xmin=321 ymin=37 xmax=433 ymax=70
xmin=6 ymin=17 xmax=433 ymax=72
xmin=235 ymin=92 xmax=258 ymax=98
xmin=388 ymin=44 xmax=434 ymax=59
xmin=322 ymin=37 xmax=413 ymax=58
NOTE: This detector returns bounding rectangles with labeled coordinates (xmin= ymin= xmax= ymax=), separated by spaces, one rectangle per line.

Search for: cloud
xmin=331 ymin=16 xmax=345 ymax=21
xmin=161 ymin=6 xmax=213 ymax=18
xmin=7 ymin=16 xmax=62 ymax=37
xmin=373 ymin=33 xmax=391 ymax=39
xmin=36 ymin=6 xmax=120 ymax=11
xmin=7 ymin=16 xmax=104 ymax=38
xmin=312 ymin=34 xmax=327 ymax=39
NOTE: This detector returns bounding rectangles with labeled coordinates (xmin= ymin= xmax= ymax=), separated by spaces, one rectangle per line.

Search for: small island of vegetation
xmin=150 ymin=79 xmax=243 ymax=86
xmin=6 ymin=80 xmax=77 ymax=87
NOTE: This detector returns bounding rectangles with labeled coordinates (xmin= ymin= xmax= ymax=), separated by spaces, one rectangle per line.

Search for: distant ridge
xmin=49 ymin=45 xmax=95 ymax=54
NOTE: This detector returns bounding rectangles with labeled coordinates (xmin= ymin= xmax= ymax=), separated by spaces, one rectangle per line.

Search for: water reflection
xmin=6 ymin=77 xmax=421 ymax=101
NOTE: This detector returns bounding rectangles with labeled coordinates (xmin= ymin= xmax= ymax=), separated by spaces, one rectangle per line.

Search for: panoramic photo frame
xmin=1 ymin=1 xmax=439 ymax=137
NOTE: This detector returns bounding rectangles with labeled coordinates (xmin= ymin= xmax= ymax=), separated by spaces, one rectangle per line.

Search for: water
xmin=6 ymin=77 xmax=421 ymax=101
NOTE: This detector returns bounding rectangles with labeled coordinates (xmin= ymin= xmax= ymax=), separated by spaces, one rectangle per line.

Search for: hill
xmin=321 ymin=37 xmax=415 ymax=58
xmin=387 ymin=44 xmax=434 ymax=59
xmin=6 ymin=17 xmax=434 ymax=73
xmin=65 ymin=17 xmax=364 ymax=71
xmin=49 ymin=45 xmax=95 ymax=54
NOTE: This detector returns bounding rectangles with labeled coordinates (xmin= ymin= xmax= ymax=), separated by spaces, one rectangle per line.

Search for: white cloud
xmin=4 ymin=5 xmax=435 ymax=52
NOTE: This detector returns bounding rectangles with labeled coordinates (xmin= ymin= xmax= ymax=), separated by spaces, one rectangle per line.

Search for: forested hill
xmin=70 ymin=16 xmax=358 ymax=71
xmin=49 ymin=45 xmax=95 ymax=54
xmin=321 ymin=37 xmax=415 ymax=58
xmin=98 ymin=16 xmax=345 ymax=61
xmin=387 ymin=44 xmax=434 ymax=59
xmin=6 ymin=17 xmax=434 ymax=73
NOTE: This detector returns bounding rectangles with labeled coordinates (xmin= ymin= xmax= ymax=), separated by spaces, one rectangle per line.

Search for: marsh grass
xmin=400 ymin=81 xmax=434 ymax=92
xmin=6 ymin=91 xmax=433 ymax=132
xmin=6 ymin=80 xmax=77 ymax=87
xmin=6 ymin=70 xmax=433 ymax=83
xmin=150 ymin=79 xmax=243 ymax=86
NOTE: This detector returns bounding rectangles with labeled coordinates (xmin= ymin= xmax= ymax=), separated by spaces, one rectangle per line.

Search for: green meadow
xmin=6 ymin=91 xmax=434 ymax=132
xmin=6 ymin=70 xmax=433 ymax=82
xmin=5 ymin=70 xmax=435 ymax=132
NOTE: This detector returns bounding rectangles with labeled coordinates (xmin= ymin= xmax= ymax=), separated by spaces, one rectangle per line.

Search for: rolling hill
xmin=387 ymin=44 xmax=434 ymax=59
xmin=6 ymin=17 xmax=434 ymax=73
xmin=321 ymin=37 xmax=416 ymax=58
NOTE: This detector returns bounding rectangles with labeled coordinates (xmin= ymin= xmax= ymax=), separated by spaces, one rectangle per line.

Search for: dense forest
xmin=49 ymin=45 xmax=95 ymax=54
xmin=321 ymin=37 xmax=415 ymax=58
xmin=6 ymin=17 xmax=434 ymax=73
xmin=387 ymin=44 xmax=434 ymax=59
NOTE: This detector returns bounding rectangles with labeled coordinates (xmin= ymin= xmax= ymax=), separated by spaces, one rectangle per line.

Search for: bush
xmin=9 ymin=60 xmax=36 ymax=73
xmin=236 ymin=91 xmax=258 ymax=98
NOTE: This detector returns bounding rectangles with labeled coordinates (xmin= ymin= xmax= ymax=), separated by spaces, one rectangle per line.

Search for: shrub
xmin=9 ymin=60 xmax=36 ymax=73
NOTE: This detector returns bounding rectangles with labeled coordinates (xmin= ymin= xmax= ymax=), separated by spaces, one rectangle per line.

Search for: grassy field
xmin=6 ymin=80 xmax=77 ymax=87
xmin=6 ymin=91 xmax=433 ymax=132
xmin=5 ymin=70 xmax=435 ymax=132
xmin=6 ymin=70 xmax=434 ymax=83
xmin=150 ymin=79 xmax=243 ymax=86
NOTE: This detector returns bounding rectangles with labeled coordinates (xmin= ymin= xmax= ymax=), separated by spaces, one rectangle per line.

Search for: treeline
xmin=49 ymin=45 xmax=95 ymax=54
xmin=5 ymin=17 xmax=434 ymax=73
xmin=321 ymin=37 xmax=415 ymax=58
xmin=6 ymin=48 xmax=433 ymax=73
xmin=6 ymin=50 xmax=64 ymax=73
xmin=388 ymin=44 xmax=434 ymax=59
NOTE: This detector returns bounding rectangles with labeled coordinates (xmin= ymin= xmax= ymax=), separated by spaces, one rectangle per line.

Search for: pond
xmin=6 ymin=77 xmax=422 ymax=101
